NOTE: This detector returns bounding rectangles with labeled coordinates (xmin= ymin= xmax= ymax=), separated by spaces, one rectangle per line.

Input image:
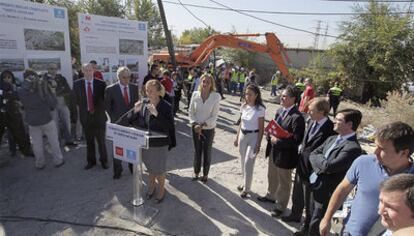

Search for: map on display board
xmin=0 ymin=0 xmax=72 ymax=85
xmin=78 ymin=13 xmax=148 ymax=86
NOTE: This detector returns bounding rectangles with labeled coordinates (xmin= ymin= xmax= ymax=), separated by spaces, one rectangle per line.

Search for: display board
xmin=0 ymin=0 xmax=72 ymax=85
xmin=78 ymin=13 xmax=148 ymax=86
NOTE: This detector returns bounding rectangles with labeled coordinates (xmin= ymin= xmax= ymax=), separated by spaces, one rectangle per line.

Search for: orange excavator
xmin=150 ymin=32 xmax=293 ymax=82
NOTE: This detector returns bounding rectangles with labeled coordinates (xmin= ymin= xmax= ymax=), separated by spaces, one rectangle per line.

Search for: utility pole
xmin=313 ymin=20 xmax=322 ymax=50
xmin=322 ymin=23 xmax=329 ymax=50
xmin=157 ymin=0 xmax=177 ymax=69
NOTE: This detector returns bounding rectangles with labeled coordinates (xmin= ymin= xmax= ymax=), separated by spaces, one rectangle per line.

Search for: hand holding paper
xmin=265 ymin=119 xmax=292 ymax=139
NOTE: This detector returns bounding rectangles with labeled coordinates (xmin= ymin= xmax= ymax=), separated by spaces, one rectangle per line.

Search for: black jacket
xmin=72 ymin=78 xmax=107 ymax=127
xmin=297 ymin=118 xmax=335 ymax=182
xmin=265 ymin=106 xmax=305 ymax=169
xmin=309 ymin=134 xmax=362 ymax=203
xmin=128 ymin=98 xmax=176 ymax=150
xmin=104 ymin=82 xmax=139 ymax=125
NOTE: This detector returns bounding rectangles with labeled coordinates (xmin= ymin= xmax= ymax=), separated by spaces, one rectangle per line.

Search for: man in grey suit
xmin=307 ymin=109 xmax=363 ymax=236
xmin=105 ymin=67 xmax=139 ymax=179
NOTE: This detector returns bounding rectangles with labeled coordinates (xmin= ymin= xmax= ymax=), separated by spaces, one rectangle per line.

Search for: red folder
xmin=265 ymin=119 xmax=292 ymax=139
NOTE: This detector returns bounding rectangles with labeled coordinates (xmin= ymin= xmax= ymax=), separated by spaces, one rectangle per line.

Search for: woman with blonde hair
xmin=234 ymin=84 xmax=265 ymax=198
xmin=129 ymin=80 xmax=176 ymax=203
xmin=189 ymin=73 xmax=221 ymax=183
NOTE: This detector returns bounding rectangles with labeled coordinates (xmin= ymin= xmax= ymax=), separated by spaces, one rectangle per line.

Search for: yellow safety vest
xmin=295 ymin=82 xmax=305 ymax=92
xmin=239 ymin=73 xmax=246 ymax=83
xmin=329 ymin=86 xmax=343 ymax=97
xmin=231 ymin=71 xmax=239 ymax=82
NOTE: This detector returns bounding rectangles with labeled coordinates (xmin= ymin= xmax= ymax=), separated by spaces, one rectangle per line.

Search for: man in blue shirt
xmin=319 ymin=121 xmax=414 ymax=236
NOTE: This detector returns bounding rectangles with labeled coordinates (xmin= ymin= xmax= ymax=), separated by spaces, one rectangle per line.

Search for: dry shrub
xmin=340 ymin=91 xmax=414 ymax=130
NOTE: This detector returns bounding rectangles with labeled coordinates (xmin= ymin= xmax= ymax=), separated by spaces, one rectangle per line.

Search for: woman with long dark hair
xmin=234 ymin=84 xmax=265 ymax=198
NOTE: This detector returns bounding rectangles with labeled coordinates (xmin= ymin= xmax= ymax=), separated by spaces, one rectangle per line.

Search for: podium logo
xmin=115 ymin=146 xmax=124 ymax=156
xmin=126 ymin=149 xmax=136 ymax=161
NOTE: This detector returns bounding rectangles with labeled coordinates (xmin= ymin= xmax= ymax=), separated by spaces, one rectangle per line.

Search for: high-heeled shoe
xmin=146 ymin=189 xmax=155 ymax=200
xmin=154 ymin=193 xmax=165 ymax=204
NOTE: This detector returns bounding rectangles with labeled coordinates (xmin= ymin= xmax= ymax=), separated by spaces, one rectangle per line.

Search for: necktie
xmin=310 ymin=122 xmax=319 ymax=135
xmin=123 ymin=86 xmax=129 ymax=106
xmin=324 ymin=136 xmax=343 ymax=159
xmin=276 ymin=109 xmax=287 ymax=125
xmin=87 ymin=81 xmax=94 ymax=112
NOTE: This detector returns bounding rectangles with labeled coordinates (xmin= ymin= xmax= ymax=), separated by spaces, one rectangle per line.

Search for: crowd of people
xmin=1 ymin=59 xmax=413 ymax=236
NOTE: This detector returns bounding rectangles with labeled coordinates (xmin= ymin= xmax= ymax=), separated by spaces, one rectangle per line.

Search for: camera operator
xmin=18 ymin=69 xmax=64 ymax=169
xmin=44 ymin=63 xmax=76 ymax=146
xmin=0 ymin=70 xmax=33 ymax=157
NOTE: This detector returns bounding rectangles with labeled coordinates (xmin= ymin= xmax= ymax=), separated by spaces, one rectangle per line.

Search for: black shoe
xmin=84 ymin=163 xmax=95 ymax=170
xmin=113 ymin=173 xmax=121 ymax=179
xmin=257 ymin=196 xmax=276 ymax=203
xmin=293 ymin=229 xmax=307 ymax=236
xmin=55 ymin=160 xmax=65 ymax=168
xmin=191 ymin=175 xmax=199 ymax=181
xmin=240 ymin=191 xmax=249 ymax=199
xmin=271 ymin=209 xmax=284 ymax=218
xmin=128 ymin=164 xmax=133 ymax=174
xmin=237 ymin=185 xmax=244 ymax=192
xmin=101 ymin=162 xmax=109 ymax=169
xmin=65 ymin=141 xmax=77 ymax=147
xmin=281 ymin=214 xmax=301 ymax=223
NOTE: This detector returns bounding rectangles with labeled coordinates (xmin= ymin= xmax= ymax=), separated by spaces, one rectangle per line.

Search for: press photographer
xmin=18 ymin=69 xmax=64 ymax=169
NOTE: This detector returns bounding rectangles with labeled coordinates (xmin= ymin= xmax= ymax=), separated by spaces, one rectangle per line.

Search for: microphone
xmin=114 ymin=98 xmax=147 ymax=124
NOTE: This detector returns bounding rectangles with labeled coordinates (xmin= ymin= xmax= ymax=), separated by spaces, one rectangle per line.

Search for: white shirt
xmin=240 ymin=104 xmax=265 ymax=130
xmin=189 ymin=91 xmax=221 ymax=129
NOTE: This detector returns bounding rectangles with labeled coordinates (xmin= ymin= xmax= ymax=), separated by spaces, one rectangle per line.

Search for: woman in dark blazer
xmin=129 ymin=80 xmax=176 ymax=203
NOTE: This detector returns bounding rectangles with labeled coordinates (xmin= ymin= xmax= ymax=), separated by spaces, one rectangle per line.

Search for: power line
xmin=177 ymin=0 xmax=210 ymax=28
xmin=163 ymin=0 xmax=414 ymax=15
xmin=323 ymin=0 xmax=413 ymax=2
xmin=206 ymin=0 xmax=341 ymax=38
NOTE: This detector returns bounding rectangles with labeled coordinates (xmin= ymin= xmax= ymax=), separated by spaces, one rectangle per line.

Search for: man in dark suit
xmin=307 ymin=109 xmax=363 ymax=236
xmin=104 ymin=66 xmax=139 ymax=179
xmin=73 ymin=63 xmax=108 ymax=170
xmin=259 ymin=86 xmax=305 ymax=218
xmin=282 ymin=98 xmax=335 ymax=235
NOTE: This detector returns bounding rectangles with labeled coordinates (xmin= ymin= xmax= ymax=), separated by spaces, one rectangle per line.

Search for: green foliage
xmin=78 ymin=0 xmax=126 ymax=17
xmin=330 ymin=1 xmax=414 ymax=102
xmin=220 ymin=48 xmax=255 ymax=68
xmin=179 ymin=26 xmax=219 ymax=44
xmin=129 ymin=0 xmax=165 ymax=48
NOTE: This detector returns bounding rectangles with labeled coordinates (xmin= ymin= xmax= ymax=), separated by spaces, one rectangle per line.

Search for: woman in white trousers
xmin=234 ymin=84 xmax=265 ymax=198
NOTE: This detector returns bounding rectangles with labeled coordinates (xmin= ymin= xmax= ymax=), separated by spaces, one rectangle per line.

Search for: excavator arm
xmin=189 ymin=33 xmax=292 ymax=82
xmin=150 ymin=32 xmax=293 ymax=82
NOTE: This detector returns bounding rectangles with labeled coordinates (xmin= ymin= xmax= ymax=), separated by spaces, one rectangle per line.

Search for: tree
xmin=179 ymin=27 xmax=219 ymax=45
xmin=330 ymin=1 xmax=414 ymax=102
xmin=129 ymin=0 xmax=165 ymax=48
xmin=78 ymin=0 xmax=126 ymax=17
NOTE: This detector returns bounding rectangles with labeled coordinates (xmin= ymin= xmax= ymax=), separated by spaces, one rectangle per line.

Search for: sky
xmin=161 ymin=0 xmax=413 ymax=49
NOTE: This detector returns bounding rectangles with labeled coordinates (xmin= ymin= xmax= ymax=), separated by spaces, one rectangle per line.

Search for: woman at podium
xmin=189 ymin=73 xmax=221 ymax=183
xmin=129 ymin=80 xmax=175 ymax=203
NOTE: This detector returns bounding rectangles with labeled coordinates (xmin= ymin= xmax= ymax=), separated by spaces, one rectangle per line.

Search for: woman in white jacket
xmin=189 ymin=73 xmax=221 ymax=183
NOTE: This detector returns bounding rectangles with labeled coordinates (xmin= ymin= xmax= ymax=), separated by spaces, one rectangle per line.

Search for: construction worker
xmin=239 ymin=67 xmax=246 ymax=97
xmin=294 ymin=77 xmax=306 ymax=106
xmin=270 ymin=71 xmax=281 ymax=96
xmin=230 ymin=67 xmax=239 ymax=94
xmin=327 ymin=82 xmax=343 ymax=115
